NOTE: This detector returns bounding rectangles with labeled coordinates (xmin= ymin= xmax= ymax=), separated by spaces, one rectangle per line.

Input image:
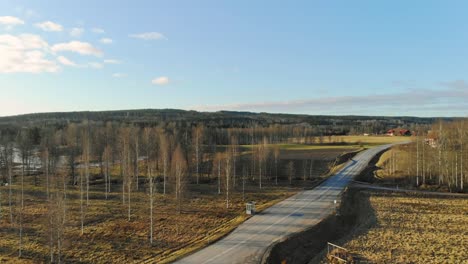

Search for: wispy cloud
xmin=35 ymin=21 xmax=63 ymax=32
xmin=88 ymin=62 xmax=103 ymax=69
xmin=152 ymin=76 xmax=169 ymax=85
xmin=130 ymin=32 xmax=167 ymax=40
xmin=99 ymin=38 xmax=112 ymax=44
xmin=104 ymin=59 xmax=121 ymax=64
xmin=14 ymin=7 xmax=39 ymax=19
xmin=57 ymin=55 xmax=77 ymax=67
xmin=69 ymin=27 xmax=84 ymax=37
xmin=0 ymin=34 xmax=59 ymax=73
xmin=438 ymin=80 xmax=468 ymax=90
xmin=0 ymin=16 xmax=25 ymax=29
xmin=112 ymin=73 xmax=127 ymax=78
xmin=51 ymin=41 xmax=103 ymax=56
xmin=193 ymin=83 xmax=468 ymax=116
xmin=91 ymin=27 xmax=105 ymax=34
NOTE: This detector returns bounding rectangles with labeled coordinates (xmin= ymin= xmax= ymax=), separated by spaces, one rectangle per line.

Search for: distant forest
xmin=0 ymin=109 xmax=449 ymax=137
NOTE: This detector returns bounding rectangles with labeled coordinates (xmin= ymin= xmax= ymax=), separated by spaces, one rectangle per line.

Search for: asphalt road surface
xmin=174 ymin=144 xmax=392 ymax=264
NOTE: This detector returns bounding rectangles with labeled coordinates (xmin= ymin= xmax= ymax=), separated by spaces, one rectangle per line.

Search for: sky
xmin=1 ymin=0 xmax=468 ymax=117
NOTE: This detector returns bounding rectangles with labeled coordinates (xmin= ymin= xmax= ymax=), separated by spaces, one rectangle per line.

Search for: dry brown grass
xmin=342 ymin=192 xmax=468 ymax=263
xmin=374 ymin=146 xmax=412 ymax=182
xmin=0 ymin=181 xmax=298 ymax=264
xmin=279 ymin=148 xmax=359 ymax=160
xmin=325 ymin=135 xmax=411 ymax=145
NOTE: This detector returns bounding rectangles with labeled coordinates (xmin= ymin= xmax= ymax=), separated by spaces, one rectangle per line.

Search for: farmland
xmin=337 ymin=191 xmax=468 ymax=263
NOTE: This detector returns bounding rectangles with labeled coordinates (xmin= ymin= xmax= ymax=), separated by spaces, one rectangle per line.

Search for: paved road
xmin=174 ymin=144 xmax=392 ymax=264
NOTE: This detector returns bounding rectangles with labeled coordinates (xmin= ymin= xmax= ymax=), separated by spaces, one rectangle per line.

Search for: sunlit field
xmin=341 ymin=191 xmax=468 ymax=263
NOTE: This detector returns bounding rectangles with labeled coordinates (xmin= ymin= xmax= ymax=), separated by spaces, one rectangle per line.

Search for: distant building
xmin=386 ymin=128 xmax=411 ymax=136
xmin=399 ymin=129 xmax=411 ymax=136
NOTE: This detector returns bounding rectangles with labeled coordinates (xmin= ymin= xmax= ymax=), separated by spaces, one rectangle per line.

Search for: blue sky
xmin=1 ymin=1 xmax=467 ymax=117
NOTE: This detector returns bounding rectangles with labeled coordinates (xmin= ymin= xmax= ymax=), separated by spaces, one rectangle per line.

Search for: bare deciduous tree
xmin=287 ymin=161 xmax=295 ymax=185
xmin=257 ymin=137 xmax=269 ymax=189
xmin=159 ymin=132 xmax=170 ymax=196
xmin=224 ymin=151 xmax=232 ymax=209
xmin=273 ymin=146 xmax=280 ymax=185
xmin=103 ymin=145 xmax=112 ymax=199
xmin=172 ymin=145 xmax=187 ymax=214
xmin=193 ymin=124 xmax=204 ymax=184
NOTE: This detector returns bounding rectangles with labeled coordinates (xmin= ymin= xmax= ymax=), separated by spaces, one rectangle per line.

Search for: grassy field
xmin=0 ymin=145 xmax=359 ymax=263
xmin=338 ymin=191 xmax=468 ymax=263
xmin=326 ymin=135 xmax=411 ymax=145
xmin=241 ymin=136 xmax=411 ymax=151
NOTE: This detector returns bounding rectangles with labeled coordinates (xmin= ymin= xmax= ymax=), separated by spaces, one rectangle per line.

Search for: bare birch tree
xmin=193 ymin=124 xmax=204 ymax=184
xmin=172 ymin=145 xmax=187 ymax=214
xmin=224 ymin=151 xmax=232 ymax=209
xmin=287 ymin=161 xmax=295 ymax=185
xmin=159 ymin=132 xmax=169 ymax=196
xmin=273 ymin=146 xmax=280 ymax=185
xmin=103 ymin=145 xmax=112 ymax=199
xmin=230 ymin=136 xmax=238 ymax=187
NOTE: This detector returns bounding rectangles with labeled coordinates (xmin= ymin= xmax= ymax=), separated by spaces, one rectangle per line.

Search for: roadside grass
xmin=340 ymin=191 xmax=468 ymax=263
xmin=374 ymin=146 xmax=412 ymax=182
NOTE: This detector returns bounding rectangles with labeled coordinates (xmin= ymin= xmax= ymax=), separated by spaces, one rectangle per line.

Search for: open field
xmin=0 ymin=145 xmax=358 ymax=263
xmin=240 ymin=136 xmax=411 ymax=151
xmin=240 ymin=144 xmax=362 ymax=150
xmin=338 ymin=191 xmax=468 ymax=263
xmin=278 ymin=147 xmax=359 ymax=160
xmin=324 ymin=135 xmax=411 ymax=145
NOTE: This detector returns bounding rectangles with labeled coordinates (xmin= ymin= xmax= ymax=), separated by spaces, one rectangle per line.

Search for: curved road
xmin=174 ymin=144 xmax=392 ymax=264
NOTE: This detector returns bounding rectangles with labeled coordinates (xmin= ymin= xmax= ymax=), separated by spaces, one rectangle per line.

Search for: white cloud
xmin=0 ymin=16 xmax=25 ymax=29
xmin=0 ymin=34 xmax=59 ymax=73
xmin=57 ymin=56 xmax=77 ymax=66
xmin=51 ymin=41 xmax=103 ymax=56
xmin=152 ymin=76 xmax=169 ymax=85
xmin=0 ymin=33 xmax=48 ymax=50
xmin=130 ymin=32 xmax=167 ymax=40
xmin=69 ymin=27 xmax=84 ymax=37
xmin=88 ymin=62 xmax=103 ymax=69
xmin=112 ymin=73 xmax=127 ymax=78
xmin=91 ymin=27 xmax=105 ymax=34
xmin=35 ymin=21 xmax=63 ymax=32
xmin=104 ymin=59 xmax=121 ymax=64
xmin=99 ymin=38 xmax=112 ymax=44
